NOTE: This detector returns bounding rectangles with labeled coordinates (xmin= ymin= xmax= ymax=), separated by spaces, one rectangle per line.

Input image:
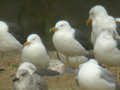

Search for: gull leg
xmin=65 ymin=56 xmax=71 ymax=72
xmin=0 ymin=52 xmax=5 ymax=72
xmin=66 ymin=56 xmax=70 ymax=66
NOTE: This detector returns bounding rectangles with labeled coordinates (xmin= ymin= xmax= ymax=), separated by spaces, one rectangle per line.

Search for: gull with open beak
xmin=50 ymin=20 xmax=92 ymax=67
xmin=22 ymin=34 xmax=50 ymax=69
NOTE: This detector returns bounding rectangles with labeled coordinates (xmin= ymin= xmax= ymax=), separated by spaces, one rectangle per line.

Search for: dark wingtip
xmin=12 ymin=77 xmax=19 ymax=82
xmin=35 ymin=68 xmax=60 ymax=76
xmin=0 ymin=68 xmax=5 ymax=72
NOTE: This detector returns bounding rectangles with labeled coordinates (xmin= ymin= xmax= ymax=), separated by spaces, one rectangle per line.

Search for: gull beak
xmin=86 ymin=18 xmax=92 ymax=25
xmin=12 ymin=77 xmax=19 ymax=82
xmin=50 ymin=27 xmax=57 ymax=32
xmin=24 ymin=41 xmax=31 ymax=46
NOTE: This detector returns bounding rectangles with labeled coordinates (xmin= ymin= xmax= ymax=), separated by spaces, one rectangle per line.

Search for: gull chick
xmin=13 ymin=67 xmax=48 ymax=90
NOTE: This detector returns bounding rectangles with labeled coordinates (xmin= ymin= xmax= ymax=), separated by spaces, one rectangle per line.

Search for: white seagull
xmin=50 ymin=20 xmax=92 ymax=65
xmin=94 ymin=30 xmax=120 ymax=66
xmin=0 ymin=21 xmax=25 ymax=58
xmin=75 ymin=59 xmax=120 ymax=90
xmin=22 ymin=34 xmax=50 ymax=68
xmin=87 ymin=5 xmax=118 ymax=45
xmin=13 ymin=65 xmax=48 ymax=90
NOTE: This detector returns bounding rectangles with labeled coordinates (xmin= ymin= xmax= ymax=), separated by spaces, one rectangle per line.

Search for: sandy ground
xmin=0 ymin=53 xmax=79 ymax=90
xmin=0 ymin=52 xmax=120 ymax=90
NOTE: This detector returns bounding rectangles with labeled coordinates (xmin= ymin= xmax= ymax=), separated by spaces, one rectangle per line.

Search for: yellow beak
xmin=24 ymin=41 xmax=31 ymax=46
xmin=86 ymin=18 xmax=92 ymax=25
xmin=50 ymin=27 xmax=57 ymax=32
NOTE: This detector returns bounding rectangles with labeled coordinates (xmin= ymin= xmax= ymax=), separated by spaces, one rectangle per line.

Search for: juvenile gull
xmin=22 ymin=34 xmax=50 ymax=68
xmin=18 ymin=62 xmax=37 ymax=75
xmin=13 ymin=67 xmax=48 ymax=90
xmin=50 ymin=20 xmax=92 ymax=65
xmin=75 ymin=59 xmax=119 ymax=90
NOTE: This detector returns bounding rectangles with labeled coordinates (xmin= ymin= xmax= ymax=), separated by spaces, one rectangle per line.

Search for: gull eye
xmin=32 ymin=38 xmax=36 ymax=40
xmin=21 ymin=73 xmax=26 ymax=77
xmin=21 ymin=72 xmax=28 ymax=77
xmin=60 ymin=24 xmax=64 ymax=27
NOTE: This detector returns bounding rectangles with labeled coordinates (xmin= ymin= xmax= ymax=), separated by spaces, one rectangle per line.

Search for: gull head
xmin=0 ymin=21 xmax=8 ymax=33
xmin=89 ymin=5 xmax=108 ymax=19
xmin=50 ymin=20 xmax=71 ymax=32
xmin=18 ymin=62 xmax=37 ymax=75
xmin=86 ymin=5 xmax=108 ymax=25
xmin=24 ymin=34 xmax=41 ymax=46
xmin=13 ymin=69 xmax=30 ymax=82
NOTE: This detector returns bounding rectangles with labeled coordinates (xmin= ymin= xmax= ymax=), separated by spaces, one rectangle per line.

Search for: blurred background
xmin=0 ymin=0 xmax=119 ymax=50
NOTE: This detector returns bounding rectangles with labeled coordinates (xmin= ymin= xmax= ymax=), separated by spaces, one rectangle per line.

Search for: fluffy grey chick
xmin=12 ymin=69 xmax=48 ymax=90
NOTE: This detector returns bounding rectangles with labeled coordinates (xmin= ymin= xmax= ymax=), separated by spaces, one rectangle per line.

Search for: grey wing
xmin=116 ymin=38 xmax=120 ymax=50
xmin=116 ymin=22 xmax=120 ymax=35
xmin=112 ymin=31 xmax=120 ymax=50
xmin=32 ymin=73 xmax=48 ymax=90
xmin=35 ymin=68 xmax=60 ymax=76
xmin=74 ymin=28 xmax=93 ymax=50
xmin=6 ymin=22 xmax=27 ymax=44
xmin=99 ymin=67 xmax=116 ymax=84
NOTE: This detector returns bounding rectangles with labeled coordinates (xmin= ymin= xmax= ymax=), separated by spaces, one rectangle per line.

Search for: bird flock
xmin=0 ymin=5 xmax=120 ymax=90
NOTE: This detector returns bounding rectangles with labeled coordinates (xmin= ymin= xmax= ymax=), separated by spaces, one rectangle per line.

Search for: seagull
xmin=22 ymin=34 xmax=50 ymax=68
xmin=18 ymin=62 xmax=37 ymax=75
xmin=13 ymin=67 xmax=48 ymax=90
xmin=50 ymin=20 xmax=92 ymax=66
xmin=86 ymin=5 xmax=118 ymax=45
xmin=94 ymin=29 xmax=120 ymax=66
xmin=0 ymin=21 xmax=25 ymax=58
xmin=75 ymin=59 xmax=120 ymax=90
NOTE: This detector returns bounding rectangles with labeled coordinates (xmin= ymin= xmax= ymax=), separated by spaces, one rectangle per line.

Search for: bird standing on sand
xmin=22 ymin=34 xmax=50 ymax=68
xmin=50 ymin=20 xmax=92 ymax=66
